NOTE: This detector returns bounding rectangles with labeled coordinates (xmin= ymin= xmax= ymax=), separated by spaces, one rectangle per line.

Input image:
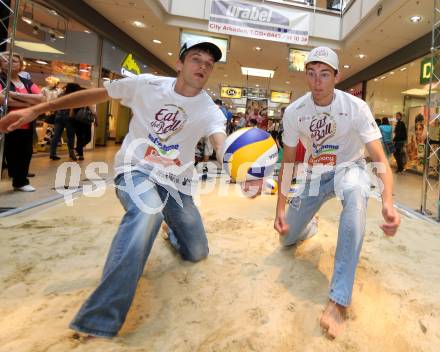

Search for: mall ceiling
xmin=82 ymin=0 xmax=431 ymax=101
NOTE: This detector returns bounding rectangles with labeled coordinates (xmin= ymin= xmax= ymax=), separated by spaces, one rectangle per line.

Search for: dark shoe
xmin=78 ymin=156 xmax=84 ymax=161
xmin=27 ymin=173 xmax=35 ymax=177
xmin=50 ymin=155 xmax=61 ymax=160
xmin=69 ymin=149 xmax=77 ymax=161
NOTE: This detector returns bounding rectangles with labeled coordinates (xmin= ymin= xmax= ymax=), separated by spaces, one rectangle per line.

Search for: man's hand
xmin=274 ymin=211 xmax=289 ymax=235
xmin=0 ymin=107 xmax=38 ymax=132
xmin=240 ymin=179 xmax=263 ymax=198
xmin=380 ymin=203 xmax=400 ymax=236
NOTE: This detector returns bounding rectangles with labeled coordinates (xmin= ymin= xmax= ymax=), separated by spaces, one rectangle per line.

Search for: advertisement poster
xmin=406 ymin=106 xmax=439 ymax=174
xmin=209 ymin=0 xmax=310 ymax=45
xmin=246 ymin=98 xmax=268 ymax=130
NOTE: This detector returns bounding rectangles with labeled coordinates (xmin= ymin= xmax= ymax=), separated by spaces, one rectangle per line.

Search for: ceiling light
xmin=285 ymin=81 xmax=290 ymax=84
xmin=357 ymin=54 xmax=366 ymax=59
xmin=153 ymin=39 xmax=162 ymax=44
xmin=374 ymin=78 xmax=378 ymax=82
xmin=22 ymin=16 xmax=33 ymax=25
xmin=390 ymin=71 xmax=395 ymax=75
xmin=254 ymin=46 xmax=262 ymax=51
xmin=255 ymin=84 xmax=260 ymax=87
xmin=343 ymin=64 xmax=350 ymax=69
xmin=401 ymin=88 xmax=434 ymax=96
xmin=35 ymin=60 xmax=48 ymax=65
xmin=224 ymin=74 xmax=228 ymax=77
xmin=15 ymin=40 xmax=64 ymax=54
xmin=207 ymin=88 xmax=211 ymax=91
xmin=132 ymin=20 xmax=146 ymax=28
xmin=400 ymin=67 xmax=407 ymax=71
xmin=241 ymin=66 xmax=274 ymax=78
xmin=84 ymin=29 xmax=91 ymax=34
xmin=380 ymin=76 xmax=386 ymax=80
xmin=410 ymin=15 xmax=422 ymax=23
xmin=49 ymin=10 xmax=58 ymax=16
xmin=167 ymin=52 xmax=173 ymax=56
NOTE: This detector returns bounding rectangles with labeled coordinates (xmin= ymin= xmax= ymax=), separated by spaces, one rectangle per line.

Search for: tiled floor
xmin=0 ymin=143 xmax=119 ymax=210
xmin=1 ymin=143 xmax=438 ymax=220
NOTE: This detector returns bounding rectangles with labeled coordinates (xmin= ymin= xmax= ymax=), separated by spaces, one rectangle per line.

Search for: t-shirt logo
xmin=151 ymin=104 xmax=187 ymax=141
xmin=309 ymin=112 xmax=336 ymax=146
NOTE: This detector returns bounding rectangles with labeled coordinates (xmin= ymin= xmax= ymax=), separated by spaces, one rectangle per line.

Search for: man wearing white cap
xmin=275 ymin=46 xmax=400 ymax=338
xmin=0 ymin=39 xmax=259 ymax=337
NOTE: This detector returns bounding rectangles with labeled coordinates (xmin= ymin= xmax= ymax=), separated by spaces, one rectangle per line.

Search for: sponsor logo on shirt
xmin=309 ymin=112 xmax=336 ymax=146
xmin=151 ymin=104 xmax=187 ymax=141
xmin=144 ymin=146 xmax=182 ymax=166
xmin=147 ymin=133 xmax=179 ymax=156
xmin=309 ymin=143 xmax=339 ymax=166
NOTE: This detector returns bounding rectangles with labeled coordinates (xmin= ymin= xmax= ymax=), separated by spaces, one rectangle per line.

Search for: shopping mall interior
xmin=1 ymin=1 xmax=440 ymax=351
xmin=0 ymin=0 xmax=437 ymax=219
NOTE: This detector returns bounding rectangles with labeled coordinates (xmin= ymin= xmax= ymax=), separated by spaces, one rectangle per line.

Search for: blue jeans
xmin=50 ymin=113 xmax=75 ymax=157
xmin=281 ymin=162 xmax=370 ymax=307
xmin=70 ymin=171 xmax=208 ymax=337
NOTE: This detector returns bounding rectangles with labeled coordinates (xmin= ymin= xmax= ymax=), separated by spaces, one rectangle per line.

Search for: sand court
xmin=0 ymin=182 xmax=439 ymax=352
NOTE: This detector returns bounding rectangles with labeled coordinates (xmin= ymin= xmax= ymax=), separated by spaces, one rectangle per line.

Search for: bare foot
xmin=319 ymin=300 xmax=346 ymax=339
xmin=161 ymin=222 xmax=169 ymax=240
xmin=71 ymin=332 xmax=95 ymax=342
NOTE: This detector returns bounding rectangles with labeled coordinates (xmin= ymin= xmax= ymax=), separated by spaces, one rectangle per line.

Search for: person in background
xmin=68 ymin=84 xmax=97 ymax=161
xmin=379 ymin=117 xmax=393 ymax=160
xmin=0 ymin=51 xmax=45 ymax=192
xmin=215 ymin=99 xmax=233 ymax=134
xmin=237 ymin=112 xmax=246 ymax=129
xmin=49 ymin=83 xmax=79 ymax=161
xmin=393 ymin=112 xmax=407 ymax=173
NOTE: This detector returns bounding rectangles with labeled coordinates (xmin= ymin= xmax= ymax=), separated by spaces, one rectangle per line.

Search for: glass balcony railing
xmin=264 ymin=0 xmax=355 ymax=14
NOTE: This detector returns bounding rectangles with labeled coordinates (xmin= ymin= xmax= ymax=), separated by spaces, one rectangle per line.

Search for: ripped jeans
xmin=280 ymin=161 xmax=370 ymax=307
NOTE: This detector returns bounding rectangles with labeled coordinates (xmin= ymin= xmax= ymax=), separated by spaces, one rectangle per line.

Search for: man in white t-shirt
xmin=0 ymin=40 xmax=254 ymax=338
xmin=275 ymin=47 xmax=400 ymax=338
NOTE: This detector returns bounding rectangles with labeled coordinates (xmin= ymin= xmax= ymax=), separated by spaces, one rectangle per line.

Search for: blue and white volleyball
xmin=222 ymin=128 xmax=278 ymax=182
xmin=265 ymin=179 xmax=278 ymax=194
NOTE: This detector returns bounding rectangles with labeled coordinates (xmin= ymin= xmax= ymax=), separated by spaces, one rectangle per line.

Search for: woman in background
xmin=0 ymin=51 xmax=45 ymax=191
xmin=379 ymin=117 xmax=393 ymax=159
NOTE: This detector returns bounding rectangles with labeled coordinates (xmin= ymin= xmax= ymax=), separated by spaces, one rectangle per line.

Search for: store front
xmin=365 ymin=56 xmax=439 ymax=177
xmin=9 ymin=0 xmax=161 ymax=155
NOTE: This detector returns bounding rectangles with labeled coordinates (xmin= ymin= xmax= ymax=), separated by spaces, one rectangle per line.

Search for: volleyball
xmin=265 ymin=179 xmax=278 ymax=194
xmin=222 ymin=127 xmax=278 ymax=182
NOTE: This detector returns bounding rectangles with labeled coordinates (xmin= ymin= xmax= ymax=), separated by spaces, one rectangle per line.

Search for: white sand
xmin=0 ymin=181 xmax=439 ymax=352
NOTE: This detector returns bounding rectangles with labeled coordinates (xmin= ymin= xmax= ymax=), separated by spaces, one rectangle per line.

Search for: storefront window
xmin=10 ymin=0 xmax=100 ymax=153
xmin=366 ymin=56 xmax=440 ymax=175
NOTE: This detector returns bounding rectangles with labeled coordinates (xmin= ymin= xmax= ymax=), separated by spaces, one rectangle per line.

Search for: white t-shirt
xmin=104 ymin=74 xmax=226 ymax=194
xmin=283 ymin=89 xmax=381 ymax=166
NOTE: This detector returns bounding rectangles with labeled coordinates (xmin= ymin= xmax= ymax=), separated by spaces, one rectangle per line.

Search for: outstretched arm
xmin=0 ymin=88 xmax=109 ymax=132
xmin=274 ymin=145 xmax=296 ymax=235
xmin=365 ymin=139 xmax=400 ymax=236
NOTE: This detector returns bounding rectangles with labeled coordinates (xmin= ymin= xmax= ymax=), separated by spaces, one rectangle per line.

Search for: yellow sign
xmin=221 ymin=86 xmax=242 ymax=99
xmin=271 ymin=91 xmax=291 ymax=104
xmin=121 ymin=53 xmax=141 ymax=76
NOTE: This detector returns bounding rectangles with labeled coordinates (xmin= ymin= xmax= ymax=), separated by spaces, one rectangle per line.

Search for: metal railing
xmin=421 ymin=0 xmax=440 ymax=221
xmin=0 ymin=0 xmax=20 ymax=183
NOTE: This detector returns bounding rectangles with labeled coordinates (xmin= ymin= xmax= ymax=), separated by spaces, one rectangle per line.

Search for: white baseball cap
xmin=305 ymin=46 xmax=339 ymax=71
xmin=179 ymin=39 xmax=222 ymax=62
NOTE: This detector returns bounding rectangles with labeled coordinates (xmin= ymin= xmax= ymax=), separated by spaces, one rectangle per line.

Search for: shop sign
xmin=288 ymin=48 xmax=309 ymax=72
xmin=420 ymin=57 xmax=437 ymax=85
xmin=209 ymin=0 xmax=310 ymax=45
xmin=221 ymin=86 xmax=242 ymax=99
xmin=270 ymin=90 xmax=291 ymax=103
xmin=121 ymin=53 xmax=141 ymax=77
xmin=242 ymin=87 xmax=267 ymax=98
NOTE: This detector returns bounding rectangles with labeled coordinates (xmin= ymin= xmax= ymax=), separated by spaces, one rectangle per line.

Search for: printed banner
xmin=209 ymin=0 xmax=310 ymax=45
